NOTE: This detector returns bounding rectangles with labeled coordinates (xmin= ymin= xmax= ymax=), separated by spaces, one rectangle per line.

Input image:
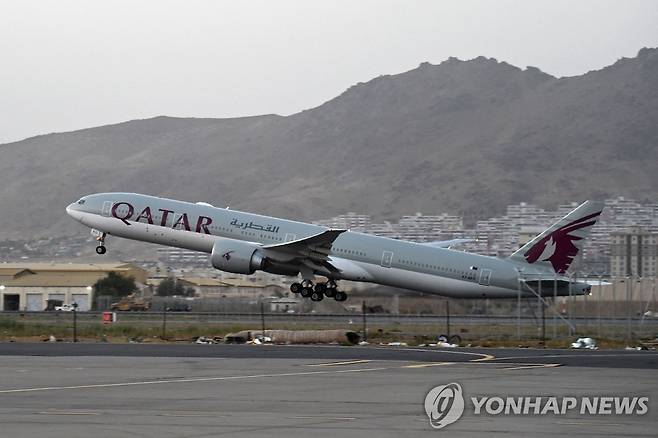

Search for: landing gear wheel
xmin=334 ymin=291 xmax=347 ymax=302
xmin=300 ymin=288 xmax=312 ymax=298
xmin=310 ymin=291 xmax=324 ymax=302
xmin=314 ymin=283 xmax=326 ymax=294
xmin=96 ymin=245 xmax=107 ymax=255
xmin=324 ymin=287 xmax=337 ymax=298
xmin=290 ymin=282 xmax=302 ymax=294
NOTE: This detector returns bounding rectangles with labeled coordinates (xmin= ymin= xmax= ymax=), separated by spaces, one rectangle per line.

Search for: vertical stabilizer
xmin=509 ymin=201 xmax=604 ymax=274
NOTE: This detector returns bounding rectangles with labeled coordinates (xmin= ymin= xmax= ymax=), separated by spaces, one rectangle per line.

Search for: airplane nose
xmin=66 ymin=202 xmax=84 ymax=223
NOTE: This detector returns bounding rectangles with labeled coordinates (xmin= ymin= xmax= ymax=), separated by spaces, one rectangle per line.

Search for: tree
xmin=157 ymin=276 xmax=185 ymax=296
xmin=93 ymin=272 xmax=137 ymax=299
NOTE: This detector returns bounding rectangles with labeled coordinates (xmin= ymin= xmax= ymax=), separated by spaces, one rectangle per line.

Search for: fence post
xmin=597 ymin=275 xmax=602 ymax=338
xmin=567 ymin=275 xmax=575 ymax=338
xmin=553 ymin=275 xmax=557 ymax=339
xmin=161 ymin=302 xmax=167 ymax=339
xmin=446 ymin=300 xmax=450 ymax=340
xmin=261 ymin=301 xmax=266 ymax=337
xmin=626 ymin=276 xmax=632 ymax=343
xmin=362 ymin=300 xmax=367 ymax=342
xmin=517 ymin=272 xmax=522 ymax=341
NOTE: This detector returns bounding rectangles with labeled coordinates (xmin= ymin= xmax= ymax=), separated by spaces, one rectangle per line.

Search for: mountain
xmin=1 ymin=48 xmax=657 ymax=244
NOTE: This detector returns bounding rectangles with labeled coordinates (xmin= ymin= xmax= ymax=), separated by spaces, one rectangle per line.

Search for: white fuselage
xmin=66 ymin=193 xmax=556 ymax=298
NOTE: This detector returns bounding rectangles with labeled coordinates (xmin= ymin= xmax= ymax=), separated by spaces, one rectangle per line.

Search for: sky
xmin=1 ymin=0 xmax=657 ymax=144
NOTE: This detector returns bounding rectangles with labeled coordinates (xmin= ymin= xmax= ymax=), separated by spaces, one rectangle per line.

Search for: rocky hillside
xmin=1 ymin=47 xmax=657 ymax=241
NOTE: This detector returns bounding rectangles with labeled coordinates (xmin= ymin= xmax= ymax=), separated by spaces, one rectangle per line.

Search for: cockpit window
xmin=77 ymin=199 xmax=86 ymax=205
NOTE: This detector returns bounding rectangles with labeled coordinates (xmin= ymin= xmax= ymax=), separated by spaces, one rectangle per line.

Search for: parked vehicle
xmin=110 ymin=294 xmax=151 ymax=311
xmin=44 ymin=299 xmax=64 ymax=311
xmin=54 ymin=304 xmax=76 ymax=312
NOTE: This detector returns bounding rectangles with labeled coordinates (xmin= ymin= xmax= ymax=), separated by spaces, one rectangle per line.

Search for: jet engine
xmin=210 ymin=239 xmax=265 ymax=275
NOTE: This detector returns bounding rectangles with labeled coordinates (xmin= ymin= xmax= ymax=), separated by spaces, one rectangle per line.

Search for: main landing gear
xmin=290 ymin=279 xmax=347 ymax=302
xmin=95 ymin=232 xmax=107 ymax=255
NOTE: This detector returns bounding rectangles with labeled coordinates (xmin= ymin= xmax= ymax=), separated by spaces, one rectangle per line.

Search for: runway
xmin=0 ymin=342 xmax=657 ymax=368
xmin=0 ymin=344 xmax=656 ymax=437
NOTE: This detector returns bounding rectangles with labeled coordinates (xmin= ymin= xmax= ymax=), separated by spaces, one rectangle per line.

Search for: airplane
xmin=66 ymin=193 xmax=603 ymax=302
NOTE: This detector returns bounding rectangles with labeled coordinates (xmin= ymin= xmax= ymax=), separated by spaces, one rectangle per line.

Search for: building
xmin=268 ymin=297 xmax=300 ymax=312
xmin=610 ymin=228 xmax=658 ymax=277
xmin=178 ymin=277 xmax=286 ymax=298
xmin=177 ymin=277 xmax=227 ymax=297
xmin=0 ymin=262 xmax=148 ymax=311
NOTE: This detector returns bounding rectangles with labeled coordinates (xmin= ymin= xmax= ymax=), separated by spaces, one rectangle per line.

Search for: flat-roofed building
xmin=178 ymin=277 xmax=285 ymax=298
xmin=610 ymin=227 xmax=658 ymax=277
xmin=0 ymin=262 xmax=148 ymax=311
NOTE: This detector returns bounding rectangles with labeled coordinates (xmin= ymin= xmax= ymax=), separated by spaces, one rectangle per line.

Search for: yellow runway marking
xmin=502 ymin=363 xmax=561 ymax=370
xmin=471 ymin=354 xmax=496 ymax=362
xmin=308 ymin=360 xmax=372 ymax=367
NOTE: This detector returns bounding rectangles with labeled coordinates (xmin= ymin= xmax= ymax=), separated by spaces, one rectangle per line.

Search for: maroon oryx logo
xmin=524 ymin=211 xmax=601 ymax=274
xmin=221 ymin=251 xmax=234 ymax=261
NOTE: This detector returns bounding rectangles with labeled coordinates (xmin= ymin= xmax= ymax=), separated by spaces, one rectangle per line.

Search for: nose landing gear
xmin=289 ymin=279 xmax=348 ymax=302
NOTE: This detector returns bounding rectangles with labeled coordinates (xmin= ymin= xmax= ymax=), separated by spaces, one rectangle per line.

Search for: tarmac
xmin=0 ymin=344 xmax=656 ymax=437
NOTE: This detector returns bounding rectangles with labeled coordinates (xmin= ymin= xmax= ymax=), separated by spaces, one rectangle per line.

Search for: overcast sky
xmin=1 ymin=0 xmax=657 ymax=144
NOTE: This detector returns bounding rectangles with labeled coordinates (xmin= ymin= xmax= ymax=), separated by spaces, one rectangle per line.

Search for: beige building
xmin=610 ymin=227 xmax=658 ymax=277
xmin=178 ymin=277 xmax=286 ymax=298
xmin=0 ymin=262 xmax=148 ymax=311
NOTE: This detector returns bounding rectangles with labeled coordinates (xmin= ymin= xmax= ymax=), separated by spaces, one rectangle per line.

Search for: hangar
xmin=0 ymin=263 xmax=148 ymax=311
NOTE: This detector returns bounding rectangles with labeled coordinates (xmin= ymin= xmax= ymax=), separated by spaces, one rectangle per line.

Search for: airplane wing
xmin=263 ymin=229 xmax=347 ymax=273
xmin=264 ymin=229 xmax=346 ymax=255
xmin=422 ymin=238 xmax=474 ymax=248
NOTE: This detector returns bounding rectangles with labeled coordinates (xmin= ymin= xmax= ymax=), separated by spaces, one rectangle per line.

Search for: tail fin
xmin=509 ymin=201 xmax=604 ymax=274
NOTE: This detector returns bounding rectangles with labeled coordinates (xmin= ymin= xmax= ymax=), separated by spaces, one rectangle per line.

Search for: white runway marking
xmin=489 ymin=352 xmax=658 ymax=362
xmin=385 ymin=347 xmax=496 ymax=361
xmin=37 ymin=411 xmax=100 ymax=416
xmin=402 ymin=362 xmax=455 ymax=368
xmin=308 ymin=360 xmax=372 ymax=367
xmin=0 ymin=367 xmax=388 ymax=395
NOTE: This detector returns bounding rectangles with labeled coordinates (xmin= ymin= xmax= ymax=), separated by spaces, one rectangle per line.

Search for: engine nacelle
xmin=210 ymin=239 xmax=265 ymax=275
